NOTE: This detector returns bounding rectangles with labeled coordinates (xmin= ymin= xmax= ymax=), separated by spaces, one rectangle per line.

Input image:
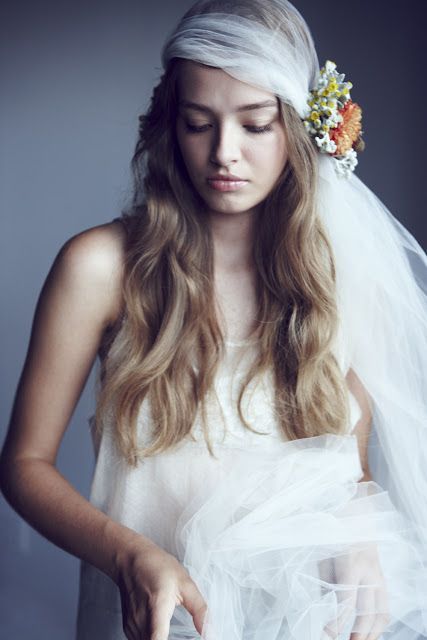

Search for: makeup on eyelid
xmin=184 ymin=122 xmax=274 ymax=134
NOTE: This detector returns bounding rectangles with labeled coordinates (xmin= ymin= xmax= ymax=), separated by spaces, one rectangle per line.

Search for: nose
xmin=209 ymin=121 xmax=241 ymax=167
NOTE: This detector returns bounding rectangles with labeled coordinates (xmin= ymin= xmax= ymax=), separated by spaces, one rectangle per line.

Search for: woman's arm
xmin=345 ymin=368 xmax=373 ymax=482
xmin=0 ymin=223 xmax=208 ymax=639
xmin=0 ymin=221 xmax=143 ymax=580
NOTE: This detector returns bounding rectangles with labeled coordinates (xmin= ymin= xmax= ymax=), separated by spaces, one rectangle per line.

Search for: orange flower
xmin=329 ymin=100 xmax=363 ymax=156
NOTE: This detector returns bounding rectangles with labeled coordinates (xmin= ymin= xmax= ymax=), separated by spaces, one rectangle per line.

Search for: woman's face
xmin=175 ymin=60 xmax=288 ymax=217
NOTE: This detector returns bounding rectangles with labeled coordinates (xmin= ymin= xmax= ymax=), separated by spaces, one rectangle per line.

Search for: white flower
xmin=333 ymin=149 xmax=358 ymax=178
xmin=315 ymin=132 xmax=337 ymax=154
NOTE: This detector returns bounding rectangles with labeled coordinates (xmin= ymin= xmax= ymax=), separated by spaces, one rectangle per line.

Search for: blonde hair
xmin=94 ymin=0 xmax=350 ymax=467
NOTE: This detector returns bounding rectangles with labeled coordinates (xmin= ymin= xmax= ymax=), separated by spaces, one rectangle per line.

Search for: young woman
xmin=2 ymin=1 xmax=427 ymax=639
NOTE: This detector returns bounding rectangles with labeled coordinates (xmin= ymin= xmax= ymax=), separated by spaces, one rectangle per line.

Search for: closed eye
xmin=184 ymin=123 xmax=274 ymax=134
xmin=184 ymin=123 xmax=211 ymax=133
xmin=245 ymin=124 xmax=273 ymax=134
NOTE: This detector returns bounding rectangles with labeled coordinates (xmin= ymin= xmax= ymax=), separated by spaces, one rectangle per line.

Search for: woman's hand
xmin=115 ymin=536 xmax=207 ymax=640
xmin=322 ymin=543 xmax=391 ymax=640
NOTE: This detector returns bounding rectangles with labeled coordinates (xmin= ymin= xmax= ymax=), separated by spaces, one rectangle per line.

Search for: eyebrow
xmin=178 ymin=99 xmax=278 ymax=113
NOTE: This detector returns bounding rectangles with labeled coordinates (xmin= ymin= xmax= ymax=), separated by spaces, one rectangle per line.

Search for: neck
xmin=208 ymin=209 xmax=257 ymax=272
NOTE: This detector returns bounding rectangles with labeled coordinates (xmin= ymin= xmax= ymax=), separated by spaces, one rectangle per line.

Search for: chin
xmin=201 ymin=193 xmax=260 ymax=215
xmin=207 ymin=202 xmax=258 ymax=216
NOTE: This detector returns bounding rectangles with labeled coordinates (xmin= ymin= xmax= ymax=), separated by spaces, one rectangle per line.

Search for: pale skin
xmin=0 ymin=61 xmax=385 ymax=640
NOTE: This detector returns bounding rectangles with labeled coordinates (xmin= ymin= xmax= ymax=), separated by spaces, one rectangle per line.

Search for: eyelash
xmin=184 ymin=123 xmax=273 ymax=134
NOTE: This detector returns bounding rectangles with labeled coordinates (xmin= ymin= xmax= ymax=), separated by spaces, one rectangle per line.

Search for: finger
xmin=374 ymin=580 xmax=391 ymax=621
xmin=320 ymin=550 xmax=354 ymax=639
xmin=366 ymin=550 xmax=391 ymax=640
xmin=323 ymin=583 xmax=358 ymax=639
xmin=350 ymin=625 xmax=374 ymax=640
xmin=366 ymin=613 xmax=391 ymax=640
xmin=366 ymin=585 xmax=391 ymax=640
xmin=135 ymin=602 xmax=150 ymax=640
xmin=124 ymin=590 xmax=149 ymax=639
xmin=350 ymin=590 xmax=376 ymax=640
xmin=121 ymin=595 xmax=143 ymax=640
xmin=123 ymin=618 xmax=139 ymax=640
xmin=350 ymin=614 xmax=375 ymax=640
xmin=147 ymin=591 xmax=177 ymax=640
xmin=181 ymin=578 xmax=208 ymax=636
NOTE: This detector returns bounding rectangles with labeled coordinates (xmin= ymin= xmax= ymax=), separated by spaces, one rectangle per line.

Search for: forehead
xmin=176 ymin=60 xmax=278 ymax=113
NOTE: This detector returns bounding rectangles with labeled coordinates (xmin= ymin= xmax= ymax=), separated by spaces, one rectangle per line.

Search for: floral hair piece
xmin=303 ymin=60 xmax=364 ymax=178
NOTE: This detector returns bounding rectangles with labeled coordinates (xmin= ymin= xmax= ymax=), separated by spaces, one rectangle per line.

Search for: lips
xmin=207 ymin=173 xmax=246 ymax=181
xmin=206 ymin=174 xmax=249 ymax=192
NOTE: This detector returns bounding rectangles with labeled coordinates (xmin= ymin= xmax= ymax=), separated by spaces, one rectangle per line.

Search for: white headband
xmin=162 ymin=9 xmax=319 ymax=119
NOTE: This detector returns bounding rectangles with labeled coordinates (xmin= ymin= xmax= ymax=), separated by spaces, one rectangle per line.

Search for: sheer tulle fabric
xmin=77 ymin=410 xmax=427 ymax=639
xmin=162 ymin=7 xmax=318 ymax=119
xmin=317 ymin=154 xmax=427 ymax=544
xmin=166 ymin=436 xmax=427 ymax=640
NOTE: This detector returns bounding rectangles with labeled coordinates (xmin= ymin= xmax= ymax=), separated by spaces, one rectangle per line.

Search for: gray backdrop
xmin=1 ymin=1 xmax=426 ymax=637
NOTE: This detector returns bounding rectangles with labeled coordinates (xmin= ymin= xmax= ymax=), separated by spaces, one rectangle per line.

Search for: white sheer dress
xmin=76 ymin=335 xmax=427 ymax=639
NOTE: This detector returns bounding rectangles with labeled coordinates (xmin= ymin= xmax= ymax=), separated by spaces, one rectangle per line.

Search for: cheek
xmin=178 ymin=138 xmax=205 ymax=173
xmin=248 ymin=136 xmax=287 ymax=172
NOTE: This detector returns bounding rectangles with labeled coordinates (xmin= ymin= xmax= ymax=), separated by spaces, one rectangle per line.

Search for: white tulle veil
xmin=161 ymin=0 xmax=427 ymax=552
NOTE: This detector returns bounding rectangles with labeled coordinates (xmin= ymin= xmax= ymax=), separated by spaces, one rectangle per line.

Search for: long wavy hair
xmin=94 ymin=0 xmax=351 ymax=467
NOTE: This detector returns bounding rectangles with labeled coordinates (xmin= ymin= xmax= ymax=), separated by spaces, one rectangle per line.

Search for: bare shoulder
xmin=52 ymin=219 xmax=127 ymax=328
xmin=59 ymin=219 xmax=126 ymax=279
xmin=0 ymin=220 xmax=128 ymax=466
